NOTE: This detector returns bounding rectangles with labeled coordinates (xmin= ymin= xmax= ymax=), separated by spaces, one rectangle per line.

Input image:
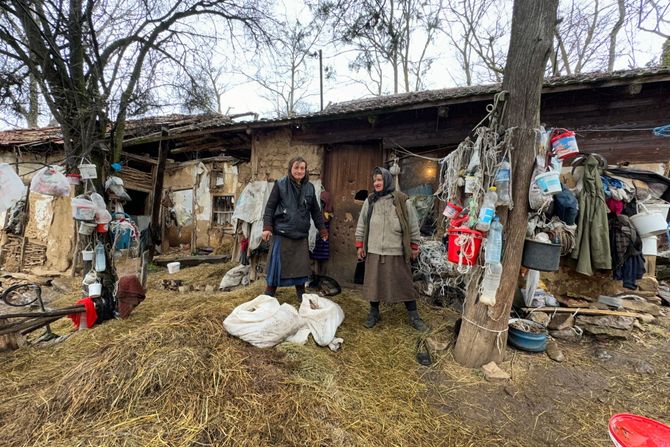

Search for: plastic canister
xmin=534 ymin=171 xmax=561 ymax=194
xmin=167 ymin=262 xmax=181 ymax=274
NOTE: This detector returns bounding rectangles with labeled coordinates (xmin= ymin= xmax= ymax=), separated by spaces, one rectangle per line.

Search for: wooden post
xmin=149 ymin=129 xmax=169 ymax=258
xmin=454 ymin=0 xmax=559 ymax=367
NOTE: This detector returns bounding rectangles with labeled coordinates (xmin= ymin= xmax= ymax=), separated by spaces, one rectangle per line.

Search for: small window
xmin=212 ymin=195 xmax=235 ymax=226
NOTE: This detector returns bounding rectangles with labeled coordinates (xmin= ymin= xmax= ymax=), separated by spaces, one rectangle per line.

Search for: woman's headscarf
xmin=371 ymin=166 xmax=395 ymax=201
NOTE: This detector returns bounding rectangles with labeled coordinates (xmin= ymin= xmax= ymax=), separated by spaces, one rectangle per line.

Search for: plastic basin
xmin=609 ymin=413 xmax=670 ymax=447
xmin=508 ymin=318 xmax=547 ymax=352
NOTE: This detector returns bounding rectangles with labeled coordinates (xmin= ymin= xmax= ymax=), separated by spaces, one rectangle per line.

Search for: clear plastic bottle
xmin=485 ymin=217 xmax=503 ymax=264
xmin=94 ymin=241 xmax=106 ymax=272
xmin=495 ymin=160 xmax=511 ymax=206
xmin=475 ymin=187 xmax=498 ymax=232
xmin=480 ymin=262 xmax=503 ymax=305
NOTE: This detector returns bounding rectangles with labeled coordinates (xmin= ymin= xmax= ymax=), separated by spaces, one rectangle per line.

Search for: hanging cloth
xmin=571 ymin=155 xmax=611 ymax=275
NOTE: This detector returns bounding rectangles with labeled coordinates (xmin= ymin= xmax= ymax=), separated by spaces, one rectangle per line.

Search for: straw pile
xmin=1 ymin=262 xmax=669 ymax=446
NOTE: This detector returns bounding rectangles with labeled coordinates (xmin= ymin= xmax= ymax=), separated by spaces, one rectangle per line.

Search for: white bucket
xmin=78 ymin=222 xmax=96 ymax=235
xmin=78 ymin=163 xmax=97 ymax=180
xmin=81 ymin=249 xmax=94 ymax=261
xmin=644 ymin=202 xmax=670 ymax=220
xmin=535 ymin=171 xmax=561 ymax=195
xmin=88 ymin=282 xmax=102 ymax=297
xmin=630 ymin=211 xmax=668 ymax=237
xmin=642 ymin=236 xmax=658 ymax=256
xmin=167 ymin=262 xmax=181 ymax=274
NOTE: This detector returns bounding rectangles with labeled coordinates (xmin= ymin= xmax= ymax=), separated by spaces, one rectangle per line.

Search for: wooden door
xmin=323 ymin=142 xmax=383 ymax=285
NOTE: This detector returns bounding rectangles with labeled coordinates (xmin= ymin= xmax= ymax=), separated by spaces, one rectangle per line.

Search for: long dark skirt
xmin=363 ymin=253 xmax=418 ymax=304
xmin=266 ymin=236 xmax=310 ymax=287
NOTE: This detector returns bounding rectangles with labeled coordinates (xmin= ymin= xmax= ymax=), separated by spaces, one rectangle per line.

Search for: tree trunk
xmin=454 ymin=0 xmax=558 ymax=368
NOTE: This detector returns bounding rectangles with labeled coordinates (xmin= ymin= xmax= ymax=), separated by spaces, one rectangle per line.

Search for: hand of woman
xmin=410 ymin=248 xmax=420 ymax=261
xmin=319 ymin=228 xmax=329 ymax=241
xmin=262 ymin=230 xmax=272 ymax=241
xmin=357 ymin=247 xmax=366 ymax=260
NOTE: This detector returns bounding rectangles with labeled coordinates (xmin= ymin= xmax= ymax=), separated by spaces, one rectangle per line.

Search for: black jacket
xmin=263 ymin=176 xmax=325 ymax=239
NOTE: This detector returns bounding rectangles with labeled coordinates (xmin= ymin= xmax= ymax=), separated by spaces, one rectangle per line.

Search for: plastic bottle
xmin=495 ymin=160 xmax=511 ymax=206
xmin=475 ymin=187 xmax=498 ymax=232
xmin=480 ymin=262 xmax=503 ymax=306
xmin=94 ymin=241 xmax=106 ymax=272
xmin=485 ymin=217 xmax=503 ymax=264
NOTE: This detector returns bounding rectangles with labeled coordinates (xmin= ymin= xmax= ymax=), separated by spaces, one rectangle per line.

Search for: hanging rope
xmin=652 ymin=124 xmax=670 ymax=137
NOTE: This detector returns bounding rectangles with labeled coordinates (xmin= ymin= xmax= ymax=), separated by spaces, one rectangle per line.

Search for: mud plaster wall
xmin=164 ymin=161 xmax=240 ymax=248
xmin=0 ymin=150 xmax=74 ymax=272
xmin=252 ymin=129 xmax=323 ymax=181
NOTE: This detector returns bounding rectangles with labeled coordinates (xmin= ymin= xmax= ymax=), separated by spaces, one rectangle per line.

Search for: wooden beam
xmin=121 ymin=151 xmax=158 ymax=165
xmin=523 ymin=307 xmax=642 ymax=318
xmin=150 ymin=130 xmax=169 ymax=257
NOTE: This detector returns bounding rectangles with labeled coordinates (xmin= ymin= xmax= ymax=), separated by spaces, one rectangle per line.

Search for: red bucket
xmin=447 ymin=228 xmax=483 ymax=265
xmin=609 ymin=413 xmax=670 ymax=447
xmin=550 ymin=130 xmax=579 ymax=160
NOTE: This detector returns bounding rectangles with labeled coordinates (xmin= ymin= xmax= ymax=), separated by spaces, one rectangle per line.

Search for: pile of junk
xmin=0 ymin=160 xmax=147 ymax=352
xmin=416 ymin=115 xmax=670 ymax=354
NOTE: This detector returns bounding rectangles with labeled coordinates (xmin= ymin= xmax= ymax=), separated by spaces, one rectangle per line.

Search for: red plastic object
xmin=447 ymin=228 xmax=483 ymax=266
xmin=609 ymin=414 xmax=670 ymax=447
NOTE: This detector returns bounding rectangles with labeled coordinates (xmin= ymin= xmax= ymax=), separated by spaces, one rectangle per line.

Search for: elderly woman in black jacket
xmin=262 ymin=156 xmax=328 ymax=301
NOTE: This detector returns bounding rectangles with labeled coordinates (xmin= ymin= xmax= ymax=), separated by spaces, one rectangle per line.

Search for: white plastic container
xmin=78 ymin=163 xmax=97 ymax=180
xmin=78 ymin=222 xmax=96 ymax=235
xmin=645 ymin=202 xmax=670 ymax=220
xmin=88 ymin=282 xmax=102 ymax=297
xmin=642 ymin=236 xmax=658 ymax=256
xmin=81 ymin=249 xmax=94 ymax=261
xmin=167 ymin=262 xmax=181 ymax=274
xmin=630 ymin=211 xmax=668 ymax=237
xmin=535 ymin=171 xmax=561 ymax=195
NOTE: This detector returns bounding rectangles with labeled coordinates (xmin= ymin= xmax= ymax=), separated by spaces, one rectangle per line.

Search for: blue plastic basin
xmin=508 ymin=318 xmax=548 ymax=352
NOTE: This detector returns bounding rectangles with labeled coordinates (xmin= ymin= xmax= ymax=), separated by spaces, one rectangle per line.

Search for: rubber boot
xmin=408 ymin=310 xmax=429 ymax=332
xmin=295 ymin=285 xmax=305 ymax=303
xmin=363 ymin=308 xmax=381 ymax=329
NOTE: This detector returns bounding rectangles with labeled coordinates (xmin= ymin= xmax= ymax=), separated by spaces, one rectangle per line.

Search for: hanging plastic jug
xmin=94 ymin=241 xmax=106 ymax=272
xmin=495 ymin=160 xmax=511 ymax=206
xmin=475 ymin=187 xmax=498 ymax=232
xmin=485 ymin=217 xmax=503 ymax=264
xmin=480 ymin=262 xmax=503 ymax=305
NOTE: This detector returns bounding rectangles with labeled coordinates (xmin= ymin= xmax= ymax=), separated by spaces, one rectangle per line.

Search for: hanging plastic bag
xmin=0 ymin=163 xmax=26 ymax=213
xmin=30 ymin=166 xmax=70 ymax=197
xmin=105 ymin=176 xmax=131 ymax=201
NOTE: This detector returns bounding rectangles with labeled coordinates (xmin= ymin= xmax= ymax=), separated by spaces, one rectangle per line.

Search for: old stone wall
xmin=252 ymin=129 xmax=323 ymax=181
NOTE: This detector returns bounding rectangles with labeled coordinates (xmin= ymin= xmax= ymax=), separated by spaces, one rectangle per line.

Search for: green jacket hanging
xmin=571 ymin=154 xmax=612 ymax=275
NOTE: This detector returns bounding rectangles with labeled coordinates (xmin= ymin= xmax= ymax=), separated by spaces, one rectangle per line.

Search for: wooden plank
xmin=121 ymin=151 xmax=158 ymax=165
xmin=523 ymin=307 xmax=642 ymax=318
xmin=150 ymin=131 xmax=170 ymax=258
xmin=152 ymin=254 xmax=231 ymax=267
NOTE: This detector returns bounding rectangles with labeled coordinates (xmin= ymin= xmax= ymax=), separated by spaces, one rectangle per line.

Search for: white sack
xmin=232 ymin=181 xmax=268 ymax=223
xmin=297 ymin=294 xmax=344 ymax=347
xmin=223 ymin=295 xmax=302 ymax=348
xmin=219 ymin=264 xmax=250 ymax=290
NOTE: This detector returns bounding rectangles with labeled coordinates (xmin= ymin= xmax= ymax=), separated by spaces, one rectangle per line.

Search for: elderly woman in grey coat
xmin=355 ymin=167 xmax=428 ymax=331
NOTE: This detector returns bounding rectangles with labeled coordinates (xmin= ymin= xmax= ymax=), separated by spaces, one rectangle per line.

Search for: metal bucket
xmin=521 ymin=239 xmax=561 ymax=272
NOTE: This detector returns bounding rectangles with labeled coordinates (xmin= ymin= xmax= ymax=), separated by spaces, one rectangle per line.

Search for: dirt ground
xmin=1 ymin=263 xmax=669 ymax=446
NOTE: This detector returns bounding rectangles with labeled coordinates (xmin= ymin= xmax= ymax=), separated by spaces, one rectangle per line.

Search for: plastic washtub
xmin=608 ymin=413 xmax=670 ymax=447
